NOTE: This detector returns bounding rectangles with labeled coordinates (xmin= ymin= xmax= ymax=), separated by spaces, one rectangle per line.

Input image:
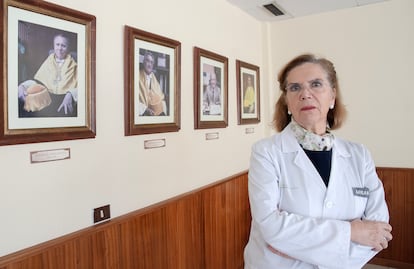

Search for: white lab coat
xmin=244 ymin=124 xmax=389 ymax=269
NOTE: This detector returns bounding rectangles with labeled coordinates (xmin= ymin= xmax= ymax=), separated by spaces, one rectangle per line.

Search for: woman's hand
xmin=351 ymin=219 xmax=392 ymax=251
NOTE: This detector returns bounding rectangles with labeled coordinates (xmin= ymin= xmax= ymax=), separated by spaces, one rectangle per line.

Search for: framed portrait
xmin=0 ymin=0 xmax=96 ymax=146
xmin=236 ymin=60 xmax=260 ymax=125
xmin=124 ymin=26 xmax=181 ymax=135
xmin=193 ymin=47 xmax=228 ymax=129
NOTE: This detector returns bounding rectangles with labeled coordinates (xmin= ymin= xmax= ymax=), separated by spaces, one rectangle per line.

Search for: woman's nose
xmin=299 ymin=87 xmax=312 ymax=100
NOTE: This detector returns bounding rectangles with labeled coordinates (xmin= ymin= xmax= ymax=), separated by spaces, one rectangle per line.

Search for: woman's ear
xmin=330 ymin=88 xmax=336 ymax=109
xmin=283 ymin=94 xmax=290 ymax=113
xmin=331 ymin=87 xmax=337 ymax=100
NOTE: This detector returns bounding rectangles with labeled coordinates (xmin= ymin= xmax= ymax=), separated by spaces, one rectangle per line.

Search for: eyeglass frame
xmin=284 ymin=78 xmax=331 ymax=93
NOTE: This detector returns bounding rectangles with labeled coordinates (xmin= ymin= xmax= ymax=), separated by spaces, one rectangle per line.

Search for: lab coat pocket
xmin=353 ymin=196 xmax=368 ymax=216
xmin=352 ymin=187 xmax=369 ymax=216
xmin=278 ymin=183 xmax=303 ymax=213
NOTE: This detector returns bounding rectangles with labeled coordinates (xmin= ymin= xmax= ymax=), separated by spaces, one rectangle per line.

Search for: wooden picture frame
xmin=193 ymin=47 xmax=228 ymax=129
xmin=0 ymin=0 xmax=96 ymax=146
xmin=124 ymin=26 xmax=181 ymax=135
xmin=236 ymin=60 xmax=260 ymax=125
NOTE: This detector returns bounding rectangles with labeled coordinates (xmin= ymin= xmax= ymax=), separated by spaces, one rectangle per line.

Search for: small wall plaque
xmin=144 ymin=139 xmax=166 ymax=149
xmin=205 ymin=132 xmax=219 ymax=140
xmin=30 ymin=148 xmax=71 ymax=163
xmin=245 ymin=127 xmax=255 ymax=134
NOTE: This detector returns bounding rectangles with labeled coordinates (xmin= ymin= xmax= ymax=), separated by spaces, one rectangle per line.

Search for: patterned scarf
xmin=290 ymin=119 xmax=334 ymax=151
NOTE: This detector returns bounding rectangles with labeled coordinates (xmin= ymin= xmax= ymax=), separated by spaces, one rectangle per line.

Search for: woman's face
xmin=53 ymin=36 xmax=69 ymax=60
xmin=285 ymin=62 xmax=336 ymax=134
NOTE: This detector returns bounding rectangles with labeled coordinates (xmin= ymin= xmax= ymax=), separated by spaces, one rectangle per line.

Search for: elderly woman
xmin=244 ymin=54 xmax=392 ymax=269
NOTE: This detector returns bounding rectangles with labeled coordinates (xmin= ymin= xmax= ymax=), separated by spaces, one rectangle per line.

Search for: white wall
xmin=267 ymin=0 xmax=414 ymax=168
xmin=0 ymin=0 xmax=266 ymax=256
xmin=2 ymin=0 xmax=413 ymax=258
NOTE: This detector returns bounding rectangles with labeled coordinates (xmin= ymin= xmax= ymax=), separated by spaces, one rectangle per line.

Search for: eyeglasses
xmin=285 ymin=79 xmax=327 ymax=93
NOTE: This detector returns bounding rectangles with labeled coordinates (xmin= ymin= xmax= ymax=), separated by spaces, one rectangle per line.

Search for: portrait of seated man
xmin=18 ymin=24 xmax=78 ymax=118
xmin=202 ymin=72 xmax=221 ymax=115
xmin=243 ymin=75 xmax=255 ymax=114
xmin=138 ymin=51 xmax=167 ymax=116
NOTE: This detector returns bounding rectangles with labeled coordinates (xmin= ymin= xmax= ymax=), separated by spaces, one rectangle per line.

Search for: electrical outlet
xmin=93 ymin=204 xmax=110 ymax=223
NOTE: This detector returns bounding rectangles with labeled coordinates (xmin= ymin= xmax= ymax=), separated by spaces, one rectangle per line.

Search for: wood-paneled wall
xmin=0 ymin=168 xmax=413 ymax=269
xmin=371 ymin=167 xmax=414 ymax=269
xmin=0 ymin=171 xmax=250 ymax=269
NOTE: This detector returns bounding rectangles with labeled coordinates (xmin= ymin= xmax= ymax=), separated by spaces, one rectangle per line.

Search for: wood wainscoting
xmin=371 ymin=167 xmax=414 ymax=269
xmin=0 ymin=171 xmax=251 ymax=269
xmin=0 ymin=168 xmax=413 ymax=269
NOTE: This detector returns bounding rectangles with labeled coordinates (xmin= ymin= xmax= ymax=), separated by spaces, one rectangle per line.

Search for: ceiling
xmin=226 ymin=0 xmax=389 ymax=21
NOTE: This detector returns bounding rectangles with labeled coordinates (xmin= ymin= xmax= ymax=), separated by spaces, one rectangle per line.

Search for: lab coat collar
xmin=279 ymin=123 xmax=351 ymax=158
xmin=279 ymin=125 xmax=303 ymax=153
xmin=279 ymin=123 xmax=352 ymax=190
